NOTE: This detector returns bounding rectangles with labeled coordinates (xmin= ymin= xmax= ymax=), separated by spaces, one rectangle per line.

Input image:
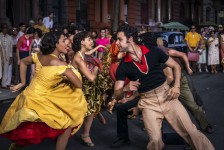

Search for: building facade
xmin=0 ymin=0 xmax=223 ymax=30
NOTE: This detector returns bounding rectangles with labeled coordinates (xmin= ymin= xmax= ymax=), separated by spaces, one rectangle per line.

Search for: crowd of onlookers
xmin=0 ymin=12 xmax=54 ymax=91
xmin=185 ymin=24 xmax=224 ymax=74
xmin=0 ymin=13 xmax=224 ymax=94
xmin=0 ymin=14 xmax=222 ymax=149
xmin=0 ymin=12 xmax=117 ymax=94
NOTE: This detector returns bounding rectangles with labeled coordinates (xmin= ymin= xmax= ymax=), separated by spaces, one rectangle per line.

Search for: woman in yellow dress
xmin=0 ymin=31 xmax=87 ymax=150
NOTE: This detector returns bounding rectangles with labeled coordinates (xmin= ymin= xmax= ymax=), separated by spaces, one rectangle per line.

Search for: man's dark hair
xmin=38 ymin=17 xmax=43 ymax=22
xmin=35 ymin=28 xmax=43 ymax=38
xmin=117 ymin=24 xmax=140 ymax=44
xmin=100 ymin=28 xmax=106 ymax=32
xmin=26 ymin=27 xmax=35 ymax=34
xmin=91 ymin=30 xmax=98 ymax=39
xmin=1 ymin=23 xmax=8 ymax=29
xmin=49 ymin=12 xmax=54 ymax=15
xmin=19 ymin=22 xmax=26 ymax=27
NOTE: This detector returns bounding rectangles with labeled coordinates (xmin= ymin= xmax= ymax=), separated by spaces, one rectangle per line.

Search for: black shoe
xmin=111 ymin=137 xmax=130 ymax=148
xmin=184 ymin=143 xmax=192 ymax=150
xmin=203 ymin=124 xmax=214 ymax=134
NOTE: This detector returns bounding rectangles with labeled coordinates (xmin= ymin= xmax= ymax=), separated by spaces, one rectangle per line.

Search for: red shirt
xmin=116 ymin=45 xmax=169 ymax=93
xmin=17 ymin=35 xmax=32 ymax=52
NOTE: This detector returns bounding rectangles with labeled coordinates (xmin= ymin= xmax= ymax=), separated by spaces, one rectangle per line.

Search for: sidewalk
xmin=0 ymin=88 xmax=19 ymax=102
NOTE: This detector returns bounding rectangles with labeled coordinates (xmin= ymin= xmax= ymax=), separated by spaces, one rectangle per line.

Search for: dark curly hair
xmin=72 ymin=31 xmax=92 ymax=53
xmin=26 ymin=27 xmax=35 ymax=34
xmin=35 ymin=28 xmax=43 ymax=38
xmin=117 ymin=24 xmax=141 ymax=44
xmin=41 ymin=31 xmax=63 ymax=55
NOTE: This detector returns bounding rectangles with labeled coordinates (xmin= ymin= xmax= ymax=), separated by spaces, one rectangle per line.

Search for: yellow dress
xmin=0 ymin=53 xmax=87 ymax=142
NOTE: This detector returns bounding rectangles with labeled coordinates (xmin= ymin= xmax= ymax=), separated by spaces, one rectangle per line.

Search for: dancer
xmin=156 ymin=38 xmax=193 ymax=75
xmin=158 ymin=38 xmax=214 ymax=134
xmin=71 ymin=31 xmax=107 ymax=147
xmin=114 ymin=24 xmax=214 ymax=150
xmin=0 ymin=31 xmax=87 ymax=150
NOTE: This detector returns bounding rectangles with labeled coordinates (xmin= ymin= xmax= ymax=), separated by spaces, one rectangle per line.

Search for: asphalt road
xmin=0 ymin=72 xmax=223 ymax=150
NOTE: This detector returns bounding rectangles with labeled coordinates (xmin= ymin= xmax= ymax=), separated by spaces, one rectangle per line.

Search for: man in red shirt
xmin=113 ymin=25 xmax=214 ymax=150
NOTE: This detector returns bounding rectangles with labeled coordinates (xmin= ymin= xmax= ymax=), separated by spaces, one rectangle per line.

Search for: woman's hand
xmin=10 ymin=83 xmax=25 ymax=92
xmin=85 ymin=45 xmax=107 ymax=56
xmin=189 ymin=47 xmax=193 ymax=51
xmin=96 ymin=45 xmax=107 ymax=50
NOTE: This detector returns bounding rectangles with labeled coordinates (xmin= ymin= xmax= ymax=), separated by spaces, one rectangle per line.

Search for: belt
xmin=140 ymin=82 xmax=169 ymax=97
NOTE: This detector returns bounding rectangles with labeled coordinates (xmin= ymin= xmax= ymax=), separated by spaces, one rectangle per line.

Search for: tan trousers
xmin=138 ymin=82 xmax=214 ymax=150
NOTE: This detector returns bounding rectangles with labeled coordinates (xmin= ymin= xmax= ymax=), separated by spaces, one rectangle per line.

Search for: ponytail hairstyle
xmin=41 ymin=31 xmax=63 ymax=54
xmin=72 ymin=31 xmax=92 ymax=53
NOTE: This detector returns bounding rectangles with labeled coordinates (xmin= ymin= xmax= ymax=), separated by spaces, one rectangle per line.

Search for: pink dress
xmin=95 ymin=37 xmax=110 ymax=52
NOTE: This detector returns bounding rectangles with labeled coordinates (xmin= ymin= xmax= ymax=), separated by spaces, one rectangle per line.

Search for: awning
xmin=162 ymin=22 xmax=189 ymax=31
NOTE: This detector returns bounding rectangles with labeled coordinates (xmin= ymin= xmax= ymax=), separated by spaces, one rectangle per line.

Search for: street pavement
xmin=0 ymin=72 xmax=223 ymax=150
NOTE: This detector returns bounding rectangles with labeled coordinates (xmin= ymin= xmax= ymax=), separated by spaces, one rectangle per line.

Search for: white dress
xmin=197 ymin=48 xmax=207 ymax=64
xmin=207 ymin=37 xmax=219 ymax=65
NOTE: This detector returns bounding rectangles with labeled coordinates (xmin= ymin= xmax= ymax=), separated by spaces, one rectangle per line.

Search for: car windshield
xmin=169 ymin=34 xmax=185 ymax=44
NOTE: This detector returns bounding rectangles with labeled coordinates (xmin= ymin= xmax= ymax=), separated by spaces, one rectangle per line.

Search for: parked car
xmin=140 ymin=31 xmax=187 ymax=54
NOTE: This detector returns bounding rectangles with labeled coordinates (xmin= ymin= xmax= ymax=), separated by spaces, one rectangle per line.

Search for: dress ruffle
xmin=1 ymin=122 xmax=72 ymax=146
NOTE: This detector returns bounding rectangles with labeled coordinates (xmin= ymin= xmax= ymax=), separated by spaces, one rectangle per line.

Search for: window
xmin=76 ymin=0 xmax=88 ymax=25
xmin=124 ymin=0 xmax=128 ymax=22
xmin=180 ymin=3 xmax=185 ymax=18
xmin=206 ymin=7 xmax=211 ymax=21
xmin=169 ymin=34 xmax=184 ymax=44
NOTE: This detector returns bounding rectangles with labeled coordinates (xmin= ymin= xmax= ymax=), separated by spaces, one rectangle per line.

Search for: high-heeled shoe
xmin=80 ymin=135 xmax=95 ymax=147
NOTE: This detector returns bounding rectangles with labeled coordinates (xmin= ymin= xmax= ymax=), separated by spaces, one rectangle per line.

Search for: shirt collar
xmin=124 ymin=45 xmax=150 ymax=62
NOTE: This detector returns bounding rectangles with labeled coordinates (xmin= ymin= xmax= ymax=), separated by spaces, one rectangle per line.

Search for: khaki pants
xmin=179 ymin=74 xmax=208 ymax=130
xmin=138 ymin=82 xmax=214 ymax=150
